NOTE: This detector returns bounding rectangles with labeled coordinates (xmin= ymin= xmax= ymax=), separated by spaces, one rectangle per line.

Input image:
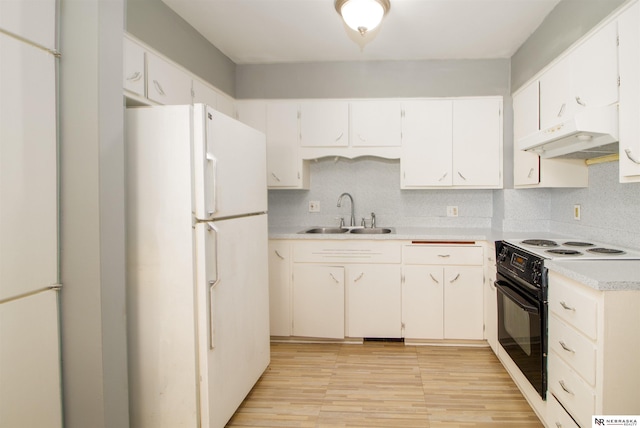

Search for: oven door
xmin=496 ymin=272 xmax=546 ymax=399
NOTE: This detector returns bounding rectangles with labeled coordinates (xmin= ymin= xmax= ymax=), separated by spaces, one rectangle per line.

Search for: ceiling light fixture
xmin=335 ymin=0 xmax=391 ymax=36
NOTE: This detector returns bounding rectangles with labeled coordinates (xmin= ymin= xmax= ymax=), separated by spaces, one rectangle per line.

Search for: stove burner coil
xmin=521 ymin=239 xmax=558 ymax=247
xmin=546 ymin=249 xmax=583 ymax=256
xmin=587 ymin=247 xmax=625 ymax=255
xmin=563 ymin=241 xmax=595 ymax=247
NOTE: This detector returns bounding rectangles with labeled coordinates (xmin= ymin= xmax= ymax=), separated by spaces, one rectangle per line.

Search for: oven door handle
xmin=495 ymin=280 xmax=539 ymax=314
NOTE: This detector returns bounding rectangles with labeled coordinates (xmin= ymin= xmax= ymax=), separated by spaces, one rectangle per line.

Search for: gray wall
xmin=511 ymin=0 xmax=627 ymax=91
xmin=126 ymin=0 xmax=236 ymax=96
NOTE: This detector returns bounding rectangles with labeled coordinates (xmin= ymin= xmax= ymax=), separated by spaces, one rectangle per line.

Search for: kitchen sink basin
xmin=299 ymin=227 xmax=394 ymax=234
xmin=301 ymin=227 xmax=349 ymax=234
xmin=349 ymin=227 xmax=393 ymax=234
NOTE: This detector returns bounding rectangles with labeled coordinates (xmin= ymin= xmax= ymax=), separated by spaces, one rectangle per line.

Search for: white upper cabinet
xmin=0 ymin=0 xmax=56 ymax=50
xmin=452 ymin=98 xmax=502 ymax=186
xmin=401 ymin=100 xmax=453 ymax=187
xmin=299 ymin=101 xmax=349 ymax=147
xmin=192 ymin=79 xmax=218 ymax=108
xmin=123 ymin=37 xmax=145 ymax=97
xmin=617 ymin=1 xmax=640 ymax=182
xmin=571 ymin=20 xmax=619 ymax=111
xmin=236 ymin=100 xmax=267 ymax=133
xmin=146 ymin=51 xmax=192 ymax=105
xmin=513 ymin=81 xmax=541 ymax=186
xmin=539 ymin=55 xmax=574 ymax=130
xmin=350 ymin=100 xmax=402 ymax=147
xmin=265 ymin=102 xmax=309 ymax=189
xmin=401 ymin=97 xmax=502 ymax=189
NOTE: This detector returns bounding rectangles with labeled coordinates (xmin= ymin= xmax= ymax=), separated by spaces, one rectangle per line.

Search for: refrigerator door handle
xmin=206 ymin=154 xmax=217 ymax=217
xmin=207 ymin=222 xmax=219 ymax=349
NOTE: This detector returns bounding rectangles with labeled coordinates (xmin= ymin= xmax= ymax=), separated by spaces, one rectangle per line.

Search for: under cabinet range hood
xmin=519 ymin=104 xmax=619 ymax=159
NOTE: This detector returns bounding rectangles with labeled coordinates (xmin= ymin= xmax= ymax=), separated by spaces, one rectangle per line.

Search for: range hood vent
xmin=519 ymin=104 xmax=619 ymax=159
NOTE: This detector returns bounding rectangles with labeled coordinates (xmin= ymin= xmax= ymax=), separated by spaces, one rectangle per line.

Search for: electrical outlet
xmin=446 ymin=206 xmax=459 ymax=217
xmin=573 ymin=204 xmax=581 ymax=220
xmin=308 ymin=201 xmax=320 ymax=213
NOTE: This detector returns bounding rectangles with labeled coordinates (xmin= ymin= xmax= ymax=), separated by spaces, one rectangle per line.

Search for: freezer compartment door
xmin=194 ymin=214 xmax=270 ymax=428
xmin=1 ymin=33 xmax=58 ymax=300
xmin=0 ymin=290 xmax=62 ymax=428
xmin=193 ymin=106 xmax=267 ymax=220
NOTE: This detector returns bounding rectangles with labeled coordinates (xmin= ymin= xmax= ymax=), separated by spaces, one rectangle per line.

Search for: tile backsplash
xmin=268 ymin=158 xmax=640 ymax=249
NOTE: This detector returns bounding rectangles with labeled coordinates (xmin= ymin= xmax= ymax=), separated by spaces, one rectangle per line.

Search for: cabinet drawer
xmin=549 ymin=272 xmax=599 ymax=340
xmin=403 ymin=245 xmax=483 ymax=265
xmin=549 ymin=354 xmax=595 ymax=428
xmin=548 ymin=395 xmax=580 ymax=428
xmin=293 ymin=241 xmax=401 ymax=263
xmin=549 ymin=313 xmax=597 ymax=386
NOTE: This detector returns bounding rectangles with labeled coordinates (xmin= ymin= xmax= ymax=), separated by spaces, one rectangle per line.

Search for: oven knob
xmin=532 ymin=271 xmax=542 ymax=284
xmin=532 ymin=259 xmax=542 ymax=272
xmin=498 ymin=247 xmax=508 ymax=262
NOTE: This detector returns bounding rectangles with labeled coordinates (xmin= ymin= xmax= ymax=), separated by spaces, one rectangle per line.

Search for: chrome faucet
xmin=337 ymin=192 xmax=355 ymax=227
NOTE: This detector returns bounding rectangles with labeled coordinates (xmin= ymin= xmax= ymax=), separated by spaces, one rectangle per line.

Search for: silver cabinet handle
xmin=329 ymin=273 xmax=340 ymax=284
xmin=559 ymin=341 xmax=575 ymax=353
xmin=357 ymin=133 xmax=367 ymax=142
xmin=271 ymin=172 xmax=281 ymax=182
xmin=274 ymin=250 xmax=285 ymax=260
xmin=354 ymin=272 xmax=364 ymax=282
xmin=449 ymin=273 xmax=460 ymax=283
xmin=438 ymin=254 xmax=451 ymax=258
xmin=527 ymin=168 xmax=534 ymax=178
xmin=438 ymin=172 xmax=448 ymax=182
xmin=559 ymin=301 xmax=575 ymax=311
xmin=457 ymin=171 xmax=467 ymax=181
xmin=557 ymin=103 xmax=566 ymax=117
xmin=556 ymin=422 xmax=563 ymax=428
xmin=559 ymin=380 xmax=574 ymax=395
xmin=429 ymin=273 xmax=440 ymax=284
xmin=335 ymin=132 xmax=344 ymax=142
xmin=126 ymin=71 xmax=142 ymax=82
xmin=625 ymin=148 xmax=640 ymax=164
xmin=153 ymin=80 xmax=165 ymax=96
xmin=575 ymin=96 xmax=586 ymax=106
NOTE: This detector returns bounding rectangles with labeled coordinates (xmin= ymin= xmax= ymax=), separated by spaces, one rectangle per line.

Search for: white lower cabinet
xmin=292 ymin=264 xmax=345 ymax=339
xmin=402 ymin=244 xmax=484 ymax=340
xmin=546 ymin=271 xmax=640 ymax=428
xmin=346 ymin=264 xmax=402 ymax=338
xmin=268 ymin=241 xmax=291 ymax=337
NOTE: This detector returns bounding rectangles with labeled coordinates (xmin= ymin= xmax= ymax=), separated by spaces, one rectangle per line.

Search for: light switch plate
xmin=309 ymin=201 xmax=320 ymax=213
xmin=573 ymin=204 xmax=581 ymax=220
xmin=446 ymin=206 xmax=458 ymax=217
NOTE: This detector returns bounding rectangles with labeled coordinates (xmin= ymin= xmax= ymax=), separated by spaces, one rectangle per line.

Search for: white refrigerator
xmin=126 ymin=104 xmax=271 ymax=428
xmin=0 ymin=2 xmax=63 ymax=428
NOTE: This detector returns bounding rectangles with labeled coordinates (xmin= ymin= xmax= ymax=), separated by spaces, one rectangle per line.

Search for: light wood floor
xmin=227 ymin=342 xmax=543 ymax=427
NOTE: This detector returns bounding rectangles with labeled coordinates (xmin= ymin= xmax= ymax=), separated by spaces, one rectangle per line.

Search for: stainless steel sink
xmin=300 ymin=227 xmax=349 ymax=234
xmin=349 ymin=227 xmax=393 ymax=234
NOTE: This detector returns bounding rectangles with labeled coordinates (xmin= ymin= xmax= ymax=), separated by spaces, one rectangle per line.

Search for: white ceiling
xmin=161 ymin=0 xmax=562 ymax=65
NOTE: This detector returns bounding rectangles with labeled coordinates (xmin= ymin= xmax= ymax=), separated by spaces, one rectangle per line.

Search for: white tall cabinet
xmin=0 ymin=1 xmax=63 ymax=426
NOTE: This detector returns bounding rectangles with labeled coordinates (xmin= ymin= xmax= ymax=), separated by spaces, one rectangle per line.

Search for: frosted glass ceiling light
xmin=335 ymin=0 xmax=390 ymax=36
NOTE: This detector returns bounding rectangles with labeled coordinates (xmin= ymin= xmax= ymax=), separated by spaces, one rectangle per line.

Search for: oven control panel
xmin=496 ymin=241 xmax=547 ymax=288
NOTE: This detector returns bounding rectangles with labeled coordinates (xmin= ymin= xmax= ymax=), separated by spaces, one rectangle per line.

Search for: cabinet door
xmin=572 ymin=20 xmax=619 ymax=110
xmin=236 ymin=100 xmax=266 ymax=133
xmin=402 ymin=266 xmax=444 ymax=339
xmin=292 ymin=265 xmax=344 ymax=339
xmin=0 ymin=0 xmax=56 ymax=50
xmin=539 ymin=56 xmax=574 ymax=130
xmin=618 ymin=2 xmax=640 ymax=181
xmin=299 ymin=101 xmax=349 ymax=147
xmin=401 ymin=100 xmax=453 ymax=187
xmin=265 ymin=102 xmax=306 ymax=188
xmin=350 ymin=100 xmax=402 ymax=147
xmin=192 ymin=79 xmax=218 ymax=109
xmin=146 ymin=52 xmax=193 ymax=105
xmin=513 ymin=81 xmax=541 ymax=186
xmin=346 ymin=265 xmax=401 ymax=338
xmin=268 ymin=241 xmax=291 ymax=337
xmin=452 ymin=98 xmax=502 ymax=187
xmin=443 ymin=266 xmax=484 ymax=339
xmin=123 ymin=37 xmax=145 ymax=97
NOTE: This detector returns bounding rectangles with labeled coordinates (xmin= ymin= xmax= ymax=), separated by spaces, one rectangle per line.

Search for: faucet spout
xmin=337 ymin=192 xmax=355 ymax=227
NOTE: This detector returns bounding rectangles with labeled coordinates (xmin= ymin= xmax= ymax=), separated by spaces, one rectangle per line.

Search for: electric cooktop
xmin=504 ymin=238 xmax=640 ymax=260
